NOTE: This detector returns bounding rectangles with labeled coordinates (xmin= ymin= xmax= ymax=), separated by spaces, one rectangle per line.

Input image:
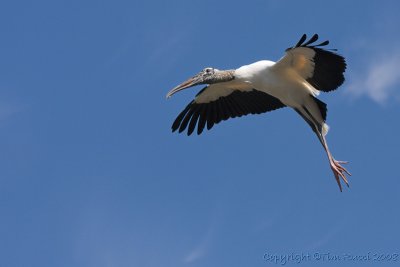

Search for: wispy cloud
xmin=347 ymin=50 xmax=400 ymax=104
xmin=182 ymin=200 xmax=227 ymax=264
xmin=183 ymin=235 xmax=210 ymax=263
xmin=182 ymin=218 xmax=216 ymax=264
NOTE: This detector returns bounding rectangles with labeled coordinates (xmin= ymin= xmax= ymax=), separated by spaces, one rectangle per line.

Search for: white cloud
xmin=182 ymin=201 xmax=225 ymax=264
xmin=347 ymin=51 xmax=400 ymax=104
xmin=183 ymin=225 xmax=214 ymax=264
xmin=183 ymin=243 xmax=207 ymax=263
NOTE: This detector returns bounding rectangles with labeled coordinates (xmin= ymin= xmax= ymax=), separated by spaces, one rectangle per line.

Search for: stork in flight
xmin=166 ymin=34 xmax=351 ymax=191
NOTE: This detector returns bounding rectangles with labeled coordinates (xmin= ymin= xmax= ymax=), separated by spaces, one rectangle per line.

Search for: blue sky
xmin=1 ymin=0 xmax=400 ymax=266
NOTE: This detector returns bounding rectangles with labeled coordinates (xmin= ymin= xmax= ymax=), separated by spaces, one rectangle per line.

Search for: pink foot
xmin=330 ymin=159 xmax=351 ymax=191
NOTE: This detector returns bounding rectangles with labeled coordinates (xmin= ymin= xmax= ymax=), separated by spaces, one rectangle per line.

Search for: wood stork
xmin=166 ymin=34 xmax=351 ymax=191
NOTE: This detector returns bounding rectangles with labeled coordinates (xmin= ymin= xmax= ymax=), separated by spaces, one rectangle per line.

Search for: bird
xmin=166 ymin=34 xmax=351 ymax=191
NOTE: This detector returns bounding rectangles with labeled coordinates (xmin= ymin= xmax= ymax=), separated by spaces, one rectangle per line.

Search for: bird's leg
xmin=294 ymin=107 xmax=351 ymax=191
xmin=320 ymin=134 xmax=351 ymax=191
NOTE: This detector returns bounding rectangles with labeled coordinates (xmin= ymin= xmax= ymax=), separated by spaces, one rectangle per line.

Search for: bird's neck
xmin=210 ymin=70 xmax=235 ymax=84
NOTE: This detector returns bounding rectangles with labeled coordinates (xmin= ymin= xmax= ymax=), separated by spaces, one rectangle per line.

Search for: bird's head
xmin=166 ymin=67 xmax=234 ymax=98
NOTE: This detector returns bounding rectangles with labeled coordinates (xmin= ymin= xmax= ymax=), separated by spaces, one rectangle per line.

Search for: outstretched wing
xmin=274 ymin=34 xmax=347 ymax=92
xmin=172 ymin=83 xmax=285 ymax=136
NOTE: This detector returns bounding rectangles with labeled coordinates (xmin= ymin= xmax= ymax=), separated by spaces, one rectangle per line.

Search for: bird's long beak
xmin=166 ymin=76 xmax=201 ymax=98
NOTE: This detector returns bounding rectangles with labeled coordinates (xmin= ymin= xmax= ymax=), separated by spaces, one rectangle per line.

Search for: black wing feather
xmin=294 ymin=34 xmax=307 ymax=48
xmin=215 ymin=100 xmax=224 ymax=124
xmin=307 ymin=48 xmax=346 ymax=92
xmin=302 ymin=34 xmax=319 ymax=46
xmin=171 ymin=89 xmax=286 ymax=136
xmin=178 ymin=106 xmax=196 ymax=133
xmin=225 ymin=97 xmax=240 ymax=118
xmin=197 ymin=105 xmax=208 ymax=135
xmin=206 ymin=101 xmax=215 ymax=130
xmin=187 ymin=105 xmax=202 ymax=136
xmin=288 ymin=34 xmax=347 ymax=92
xmin=172 ymin=104 xmax=191 ymax=132
xmin=220 ymin=97 xmax=231 ymax=120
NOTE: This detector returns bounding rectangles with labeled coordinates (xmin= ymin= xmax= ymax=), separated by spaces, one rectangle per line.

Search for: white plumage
xmin=166 ymin=34 xmax=351 ymax=191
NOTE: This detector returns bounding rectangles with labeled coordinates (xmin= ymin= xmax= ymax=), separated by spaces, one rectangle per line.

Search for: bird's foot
xmin=330 ymin=159 xmax=351 ymax=192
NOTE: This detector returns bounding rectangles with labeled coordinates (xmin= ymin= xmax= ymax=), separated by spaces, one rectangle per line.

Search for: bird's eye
xmin=205 ymin=68 xmax=213 ymax=74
